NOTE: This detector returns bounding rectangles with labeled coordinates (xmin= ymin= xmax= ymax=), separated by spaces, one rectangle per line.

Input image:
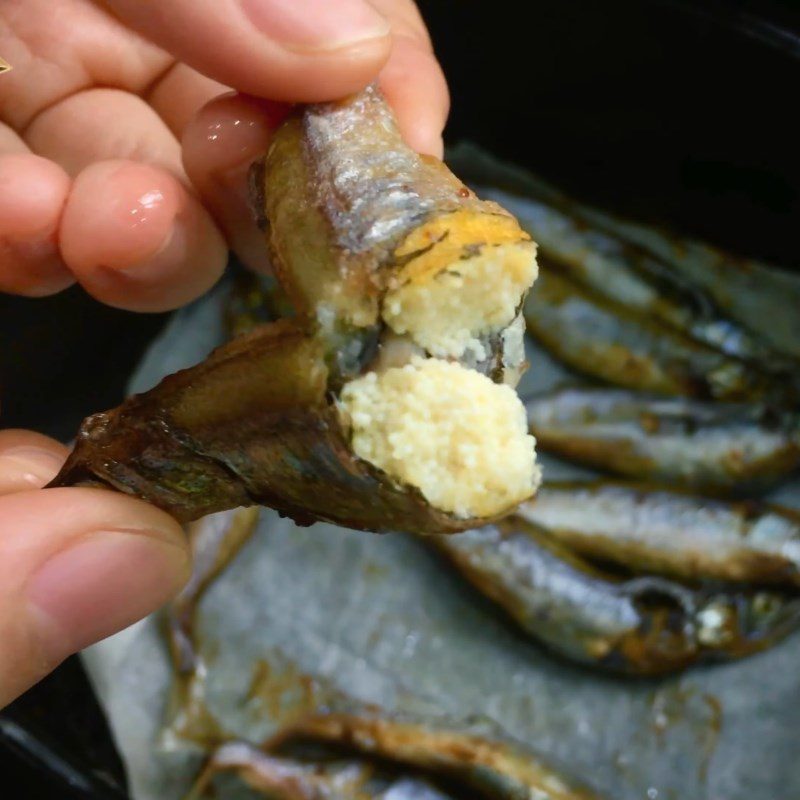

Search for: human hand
xmin=0 ymin=0 xmax=448 ymax=708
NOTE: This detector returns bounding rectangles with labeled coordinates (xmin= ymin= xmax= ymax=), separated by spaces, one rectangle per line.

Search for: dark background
xmin=1 ymin=0 xmax=799 ymax=796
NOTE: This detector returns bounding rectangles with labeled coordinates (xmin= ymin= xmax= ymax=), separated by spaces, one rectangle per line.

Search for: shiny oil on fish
xmin=525 ymin=388 xmax=800 ymax=489
xmin=517 ymin=482 xmax=800 ymax=587
xmin=435 ymin=519 xmax=800 ymax=675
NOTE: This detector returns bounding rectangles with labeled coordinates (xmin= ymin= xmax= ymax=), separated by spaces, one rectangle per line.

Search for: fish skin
xmin=435 ymin=519 xmax=800 ymax=675
xmin=517 ymin=482 xmax=800 ymax=587
xmin=525 ymin=387 xmax=800 ymax=490
xmin=524 ymin=265 xmax=782 ymax=402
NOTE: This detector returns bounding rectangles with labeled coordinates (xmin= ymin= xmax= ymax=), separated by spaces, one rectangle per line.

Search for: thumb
xmin=0 ymin=444 xmax=189 ymax=707
xmin=104 ymin=0 xmax=393 ymax=101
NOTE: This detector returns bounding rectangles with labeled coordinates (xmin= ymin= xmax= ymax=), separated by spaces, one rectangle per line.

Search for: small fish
xmin=525 ymin=388 xmax=800 ymax=490
xmin=435 ymin=520 xmax=800 ymax=675
xmin=270 ymin=712 xmax=603 ymax=800
xmin=481 ymin=187 xmax=794 ymax=373
xmin=524 ymin=265 xmax=782 ymax=402
xmin=448 ymin=141 xmax=800 ymax=360
xmin=186 ymin=741 xmax=455 ymax=800
xmin=256 ymin=84 xmax=536 ymax=376
xmin=517 ymin=482 xmax=800 ymax=587
xmin=575 ymin=197 xmax=800 ymax=362
xmin=48 ymin=87 xmax=540 ymax=534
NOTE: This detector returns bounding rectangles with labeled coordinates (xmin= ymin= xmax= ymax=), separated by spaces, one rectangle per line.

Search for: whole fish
xmin=49 ymin=87 xmax=540 ymax=533
xmin=434 ymin=520 xmax=800 ymax=675
xmin=448 ymin=142 xmax=800 ymax=361
xmin=517 ymin=483 xmax=800 ymax=587
xmin=524 ymin=265 xmax=781 ymax=402
xmin=525 ymin=388 xmax=800 ymax=489
xmin=576 ymin=197 xmax=800 ymax=362
xmin=482 ymin=188 xmax=795 ymax=373
xmin=186 ymin=741 xmax=455 ymax=800
xmin=270 ymin=712 xmax=603 ymax=800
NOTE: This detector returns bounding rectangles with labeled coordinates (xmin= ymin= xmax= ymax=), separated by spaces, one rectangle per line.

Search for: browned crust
xmin=50 ymin=320 xmax=483 ymax=532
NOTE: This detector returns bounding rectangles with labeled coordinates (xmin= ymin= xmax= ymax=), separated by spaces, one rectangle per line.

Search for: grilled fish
xmin=269 ymin=712 xmax=603 ymax=800
xmin=524 ymin=265 xmax=780 ymax=401
xmin=517 ymin=482 xmax=800 ymax=587
xmin=525 ymin=388 xmax=800 ymax=489
xmin=49 ymin=87 xmax=540 ymax=532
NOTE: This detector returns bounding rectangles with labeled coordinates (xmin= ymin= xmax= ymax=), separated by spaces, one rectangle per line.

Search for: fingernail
xmin=0 ymin=447 xmax=66 ymax=490
xmin=239 ymin=0 xmax=390 ymax=51
xmin=27 ymin=531 xmax=190 ymax=659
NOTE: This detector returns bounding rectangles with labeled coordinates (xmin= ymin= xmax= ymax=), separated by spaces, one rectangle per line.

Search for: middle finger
xmin=22 ymin=89 xmax=227 ymax=311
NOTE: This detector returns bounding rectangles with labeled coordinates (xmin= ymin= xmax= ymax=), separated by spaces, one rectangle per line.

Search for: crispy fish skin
xmin=434 ymin=520 xmax=800 ymax=675
xmin=50 ymin=89 xmax=540 ymax=531
xmin=525 ymin=388 xmax=800 ymax=489
xmin=524 ymin=264 xmax=778 ymax=401
xmin=270 ymin=712 xmax=602 ymax=800
xmin=517 ymin=482 xmax=800 ymax=587
xmin=50 ymin=320 xmax=478 ymax=532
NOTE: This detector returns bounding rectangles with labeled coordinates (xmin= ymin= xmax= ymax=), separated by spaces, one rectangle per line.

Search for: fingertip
xmin=60 ymin=160 xmax=227 ymax=311
xmin=0 ymin=154 xmax=74 ymax=296
xmin=239 ymin=36 xmax=394 ymax=103
xmin=105 ymin=0 xmax=393 ymax=103
xmin=380 ymin=36 xmax=449 ymax=157
xmin=183 ymin=94 xmax=279 ymax=273
xmin=0 ymin=486 xmax=190 ymax=706
xmin=0 ymin=430 xmax=68 ymax=495
xmin=183 ymin=94 xmax=286 ymax=178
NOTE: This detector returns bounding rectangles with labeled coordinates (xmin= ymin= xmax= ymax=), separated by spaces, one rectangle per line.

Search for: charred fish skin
xmin=516 ymin=483 xmax=800 ymax=588
xmin=270 ymin=712 xmax=603 ymax=800
xmin=525 ymin=388 xmax=800 ymax=490
xmin=50 ymin=89 xmax=540 ymax=532
xmin=524 ymin=264 xmax=780 ymax=402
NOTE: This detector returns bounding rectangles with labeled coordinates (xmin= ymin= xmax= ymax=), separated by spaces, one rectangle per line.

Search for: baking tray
xmin=1 ymin=0 xmax=798 ymax=796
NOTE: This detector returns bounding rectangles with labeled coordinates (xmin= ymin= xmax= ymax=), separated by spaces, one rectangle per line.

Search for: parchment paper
xmin=83 ymin=204 xmax=800 ymax=800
